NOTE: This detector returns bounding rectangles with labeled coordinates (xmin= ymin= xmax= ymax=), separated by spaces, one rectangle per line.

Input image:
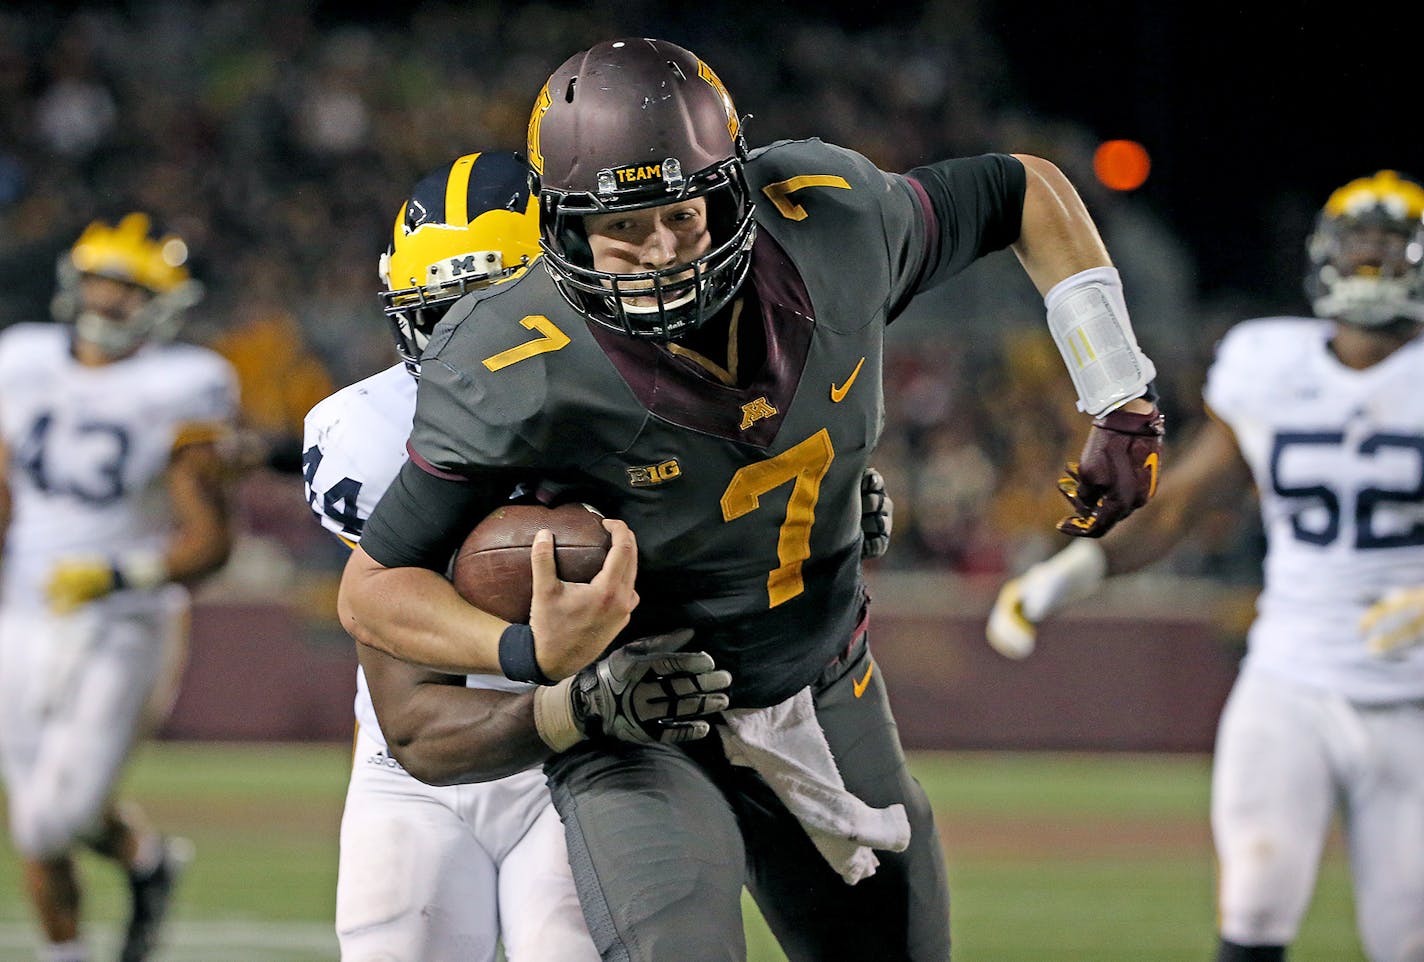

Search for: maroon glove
xmin=1056 ymin=404 xmax=1165 ymax=538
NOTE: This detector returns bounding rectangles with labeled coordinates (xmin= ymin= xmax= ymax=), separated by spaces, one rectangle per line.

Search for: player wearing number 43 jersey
xmin=342 ymin=39 xmax=1165 ymax=961
xmin=0 ymin=214 xmax=237 ymax=962
xmin=989 ymin=170 xmax=1424 ymax=962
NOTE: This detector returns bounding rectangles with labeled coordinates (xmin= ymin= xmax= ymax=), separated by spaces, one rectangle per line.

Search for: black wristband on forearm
xmin=498 ymin=623 xmax=554 ymax=686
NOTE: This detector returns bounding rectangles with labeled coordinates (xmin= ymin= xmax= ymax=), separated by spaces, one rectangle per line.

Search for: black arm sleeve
xmin=905 ymin=153 xmax=1026 ymax=291
xmin=360 ymin=460 xmax=508 ymax=571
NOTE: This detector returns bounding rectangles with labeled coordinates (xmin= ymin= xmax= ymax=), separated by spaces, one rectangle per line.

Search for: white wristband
xmin=533 ymin=677 xmax=584 ymax=753
xmin=115 ymin=550 xmax=168 ymax=591
xmin=1044 ymin=266 xmax=1156 ymax=416
xmin=1019 ymin=540 xmax=1108 ymax=621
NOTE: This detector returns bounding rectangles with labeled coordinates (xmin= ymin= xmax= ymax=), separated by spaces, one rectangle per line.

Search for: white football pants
xmin=0 ymin=595 xmax=185 ymax=859
xmin=1213 ymin=668 xmax=1424 ymax=961
xmin=335 ymin=727 xmax=597 ymax=962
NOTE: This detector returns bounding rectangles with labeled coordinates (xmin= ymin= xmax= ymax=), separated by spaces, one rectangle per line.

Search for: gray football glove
xmin=860 ymin=466 xmax=894 ymax=560
xmin=533 ymin=629 xmax=731 ymax=752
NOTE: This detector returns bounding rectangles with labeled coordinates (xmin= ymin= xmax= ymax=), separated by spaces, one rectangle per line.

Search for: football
xmin=450 ymin=502 xmax=612 ymax=623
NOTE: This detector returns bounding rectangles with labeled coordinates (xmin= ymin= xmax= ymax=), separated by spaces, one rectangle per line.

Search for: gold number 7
xmin=481 ymin=315 xmax=570 ymax=372
xmin=720 ymin=429 xmax=835 ymax=607
xmin=760 ymin=175 xmax=852 ymax=221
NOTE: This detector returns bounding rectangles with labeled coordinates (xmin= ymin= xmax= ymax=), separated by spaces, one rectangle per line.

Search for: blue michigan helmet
xmin=378 ymin=151 xmax=542 ymax=376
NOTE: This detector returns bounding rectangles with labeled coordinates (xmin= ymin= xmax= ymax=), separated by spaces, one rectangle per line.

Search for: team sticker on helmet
xmin=610 ymin=163 xmax=669 ymax=188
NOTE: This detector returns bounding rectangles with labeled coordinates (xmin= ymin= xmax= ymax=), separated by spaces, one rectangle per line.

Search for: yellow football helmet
xmin=378 ymin=151 xmax=541 ymax=376
xmin=52 ymin=212 xmax=204 ymax=357
xmin=1306 ymin=170 xmax=1424 ymax=327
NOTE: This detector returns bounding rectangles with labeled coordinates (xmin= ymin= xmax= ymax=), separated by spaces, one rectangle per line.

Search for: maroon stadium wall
xmin=163 ymin=575 xmax=1245 ymax=751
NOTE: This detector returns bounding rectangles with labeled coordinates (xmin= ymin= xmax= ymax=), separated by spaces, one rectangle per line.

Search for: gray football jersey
xmin=410 ymin=140 xmax=948 ymax=706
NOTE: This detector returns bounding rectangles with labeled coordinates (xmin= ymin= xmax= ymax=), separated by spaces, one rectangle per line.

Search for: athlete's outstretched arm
xmin=987 ymin=415 xmax=1249 ymax=658
xmin=1004 ymin=154 xmax=1164 ymax=540
xmin=1009 ymin=154 xmax=1116 ymax=296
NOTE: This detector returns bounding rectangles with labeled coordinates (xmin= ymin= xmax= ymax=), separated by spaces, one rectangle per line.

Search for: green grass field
xmin=0 ymin=745 xmax=1364 ymax=961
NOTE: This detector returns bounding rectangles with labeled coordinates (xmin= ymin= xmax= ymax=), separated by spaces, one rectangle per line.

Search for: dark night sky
xmin=20 ymin=1 xmax=1424 ymax=313
xmin=309 ymin=0 xmax=1424 ymax=304
xmin=605 ymin=0 xmax=1424 ymax=304
xmin=983 ymin=0 xmax=1424 ymax=301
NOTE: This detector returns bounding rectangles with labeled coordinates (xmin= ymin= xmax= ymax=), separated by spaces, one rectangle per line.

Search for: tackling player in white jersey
xmin=0 ymin=214 xmax=238 ymax=962
xmin=987 ymin=170 xmax=1424 ymax=962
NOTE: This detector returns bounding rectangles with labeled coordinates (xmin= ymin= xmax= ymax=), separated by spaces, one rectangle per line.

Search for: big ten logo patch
xmin=626 ymin=459 xmax=682 ymax=488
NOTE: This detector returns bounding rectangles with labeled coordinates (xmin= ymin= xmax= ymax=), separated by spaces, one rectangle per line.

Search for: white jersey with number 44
xmin=1204 ymin=317 xmax=1424 ymax=703
xmin=302 ymin=364 xmax=528 ymax=753
xmin=0 ymin=323 xmax=237 ymax=610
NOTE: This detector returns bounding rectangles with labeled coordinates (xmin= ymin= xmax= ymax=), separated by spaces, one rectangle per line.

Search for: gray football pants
xmin=545 ymin=636 xmax=951 ymax=962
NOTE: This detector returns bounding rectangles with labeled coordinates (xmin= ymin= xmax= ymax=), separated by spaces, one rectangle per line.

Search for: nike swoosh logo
xmin=830 ymin=356 xmax=866 ymax=403
xmin=1144 ymin=451 xmax=1159 ymax=498
xmin=852 ymin=659 xmax=874 ymax=698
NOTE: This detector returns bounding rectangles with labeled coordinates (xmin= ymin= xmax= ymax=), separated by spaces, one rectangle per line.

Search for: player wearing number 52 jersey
xmin=989 ymin=170 xmax=1424 ymax=962
xmin=0 ymin=214 xmax=237 ymax=962
xmin=344 ymin=39 xmax=1165 ymax=961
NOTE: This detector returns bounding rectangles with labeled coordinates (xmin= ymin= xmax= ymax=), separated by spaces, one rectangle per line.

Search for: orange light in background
xmin=1093 ymin=139 xmax=1151 ymax=191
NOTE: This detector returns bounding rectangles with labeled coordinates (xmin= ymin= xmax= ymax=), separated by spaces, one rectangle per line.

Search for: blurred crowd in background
xmin=0 ymin=0 xmax=1281 ymax=603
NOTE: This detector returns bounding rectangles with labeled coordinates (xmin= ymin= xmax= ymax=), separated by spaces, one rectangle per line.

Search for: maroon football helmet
xmin=527 ymin=38 xmax=756 ymax=341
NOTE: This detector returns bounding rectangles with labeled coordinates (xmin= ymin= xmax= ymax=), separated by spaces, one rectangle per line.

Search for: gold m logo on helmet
xmin=739 ymin=396 xmax=778 ymax=430
xmin=527 ymin=84 xmax=553 ymax=175
xmin=697 ymin=61 xmax=739 ymax=140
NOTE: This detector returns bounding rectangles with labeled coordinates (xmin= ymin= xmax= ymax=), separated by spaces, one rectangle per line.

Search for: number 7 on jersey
xmin=720 ymin=429 xmax=835 ymax=607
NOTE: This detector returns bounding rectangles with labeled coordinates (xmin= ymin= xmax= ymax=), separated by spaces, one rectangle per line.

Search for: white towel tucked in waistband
xmin=718 ymin=686 xmax=911 ymax=885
